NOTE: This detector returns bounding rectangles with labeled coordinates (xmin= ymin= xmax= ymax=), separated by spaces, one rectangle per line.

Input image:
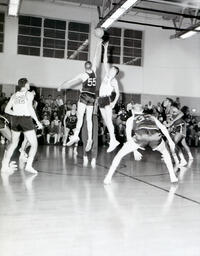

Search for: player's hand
xmin=133 ymin=150 xmax=143 ymax=161
xmin=102 ymin=41 xmax=109 ymax=48
xmin=57 ymin=87 xmax=61 ymax=92
xmin=37 ymin=122 xmax=43 ymax=130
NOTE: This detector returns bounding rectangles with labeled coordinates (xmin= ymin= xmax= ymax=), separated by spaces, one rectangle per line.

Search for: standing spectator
xmin=56 ymin=95 xmax=64 ymax=118
xmin=175 ymin=97 xmax=181 ymax=109
xmin=45 ymin=94 xmax=54 ymax=107
xmin=126 ymin=99 xmax=135 ymax=115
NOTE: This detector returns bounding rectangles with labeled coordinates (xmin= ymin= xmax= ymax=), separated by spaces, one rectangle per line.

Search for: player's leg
xmin=63 ymin=127 xmax=70 ymax=146
xmin=181 ymin=137 xmax=193 ymax=160
xmin=104 ymin=141 xmax=136 ymax=185
xmin=174 ymin=133 xmax=187 ymax=166
xmin=0 ymin=126 xmax=11 ymax=142
xmin=24 ymin=130 xmax=38 ymax=174
xmin=67 ymin=101 xmax=86 ymax=146
xmin=85 ymin=105 xmax=94 ymax=152
xmin=154 ymin=140 xmax=178 ymax=183
xmin=19 ymin=136 xmax=29 ymax=162
xmin=104 ymin=105 xmax=119 ymax=153
xmin=1 ymin=130 xmax=20 ymax=172
xmin=91 ymin=115 xmax=98 ymax=168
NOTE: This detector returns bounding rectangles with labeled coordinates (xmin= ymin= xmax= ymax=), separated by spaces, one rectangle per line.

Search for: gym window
xmin=18 ymin=15 xmax=90 ymax=61
xmin=18 ymin=16 xmax=42 ymax=56
xmin=103 ymin=27 xmax=143 ymax=66
xmin=123 ymin=29 xmax=143 ymax=66
xmin=43 ymin=18 xmax=66 ymax=59
xmin=67 ymin=22 xmax=90 ymax=61
xmin=0 ymin=13 xmax=5 ymax=53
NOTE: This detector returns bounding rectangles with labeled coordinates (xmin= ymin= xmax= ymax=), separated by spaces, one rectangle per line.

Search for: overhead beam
xmin=170 ymin=21 xmax=200 ymax=39
xmin=131 ymin=6 xmax=200 ymax=20
xmin=98 ymin=16 xmax=200 ymax=32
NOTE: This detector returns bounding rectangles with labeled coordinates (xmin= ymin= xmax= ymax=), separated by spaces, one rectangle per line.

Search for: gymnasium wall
xmin=0 ymin=1 xmax=200 ymax=102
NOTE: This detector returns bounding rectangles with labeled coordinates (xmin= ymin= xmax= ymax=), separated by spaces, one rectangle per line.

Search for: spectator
xmin=47 ymin=121 xmax=59 ymax=144
xmin=41 ymin=115 xmax=50 ymax=141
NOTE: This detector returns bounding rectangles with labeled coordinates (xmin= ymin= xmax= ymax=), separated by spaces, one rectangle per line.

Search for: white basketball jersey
xmin=12 ymin=91 xmax=31 ymax=116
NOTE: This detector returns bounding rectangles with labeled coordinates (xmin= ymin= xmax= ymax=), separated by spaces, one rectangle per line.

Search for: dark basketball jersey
xmin=134 ymin=114 xmax=159 ymax=132
xmin=169 ymin=107 xmax=185 ymax=128
xmin=82 ymin=71 xmax=96 ymax=95
xmin=119 ymin=111 xmax=129 ymax=122
xmin=66 ymin=112 xmax=77 ymax=126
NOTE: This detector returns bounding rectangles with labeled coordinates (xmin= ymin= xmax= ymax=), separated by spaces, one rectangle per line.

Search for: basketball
xmin=94 ymin=27 xmax=104 ymax=38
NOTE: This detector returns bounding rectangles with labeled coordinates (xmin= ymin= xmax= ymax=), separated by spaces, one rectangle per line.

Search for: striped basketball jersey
xmin=134 ymin=114 xmax=159 ymax=131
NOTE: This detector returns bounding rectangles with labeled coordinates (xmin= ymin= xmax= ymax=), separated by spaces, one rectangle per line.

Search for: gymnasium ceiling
xmin=19 ymin=0 xmax=200 ymax=23
xmin=1 ymin=0 xmax=200 ymax=31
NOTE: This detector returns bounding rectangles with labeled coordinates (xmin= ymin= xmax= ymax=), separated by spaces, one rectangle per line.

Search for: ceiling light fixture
xmin=100 ymin=0 xmax=138 ymax=29
xmin=171 ymin=23 xmax=200 ymax=39
xmin=8 ymin=0 xmax=21 ymax=16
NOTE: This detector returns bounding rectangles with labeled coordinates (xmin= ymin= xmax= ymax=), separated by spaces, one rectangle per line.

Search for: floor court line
xmin=117 ymin=170 xmax=200 ymax=206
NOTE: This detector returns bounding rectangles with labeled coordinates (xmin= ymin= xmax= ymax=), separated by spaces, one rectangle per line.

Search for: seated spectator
xmin=42 ymin=103 xmax=51 ymax=117
xmin=41 ymin=115 xmax=50 ymax=139
xmin=47 ymin=121 xmax=59 ymax=144
xmin=52 ymin=115 xmax=62 ymax=143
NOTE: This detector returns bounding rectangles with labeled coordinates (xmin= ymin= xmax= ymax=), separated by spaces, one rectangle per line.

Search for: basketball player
xmin=163 ymin=98 xmax=193 ymax=165
xmin=58 ymin=40 xmax=102 ymax=152
xmin=63 ymin=103 xmax=77 ymax=146
xmin=1 ymin=78 xmax=43 ymax=174
xmin=104 ymin=104 xmax=178 ymax=185
xmin=98 ymin=41 xmax=120 ymax=153
xmin=81 ymin=99 xmax=99 ymax=168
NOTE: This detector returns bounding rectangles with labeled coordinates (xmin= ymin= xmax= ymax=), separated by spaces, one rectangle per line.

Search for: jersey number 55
xmin=88 ymin=78 xmax=96 ymax=87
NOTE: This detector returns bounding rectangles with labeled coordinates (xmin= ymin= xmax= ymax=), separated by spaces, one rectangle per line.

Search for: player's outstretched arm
xmin=58 ymin=76 xmax=82 ymax=91
xmin=153 ymin=116 xmax=175 ymax=151
xmin=102 ymin=41 xmax=109 ymax=73
xmin=92 ymin=39 xmax=103 ymax=73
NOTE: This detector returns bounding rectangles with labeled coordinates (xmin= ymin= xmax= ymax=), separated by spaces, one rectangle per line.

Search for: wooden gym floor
xmin=0 ymin=145 xmax=200 ymax=256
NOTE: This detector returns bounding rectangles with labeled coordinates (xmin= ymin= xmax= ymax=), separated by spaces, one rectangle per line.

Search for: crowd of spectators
xmin=0 ymin=92 xmax=200 ymax=147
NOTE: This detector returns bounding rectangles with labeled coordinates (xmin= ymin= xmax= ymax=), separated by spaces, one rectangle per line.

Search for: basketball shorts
xmin=134 ymin=128 xmax=162 ymax=150
xmin=65 ymin=122 xmax=76 ymax=130
xmin=79 ymin=92 xmax=96 ymax=106
xmin=98 ymin=96 xmax=111 ymax=108
xmin=11 ymin=116 xmax=35 ymax=132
